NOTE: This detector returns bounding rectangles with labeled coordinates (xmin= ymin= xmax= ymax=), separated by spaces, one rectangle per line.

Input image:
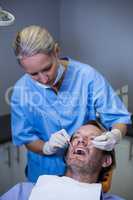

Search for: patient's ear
xmin=102 ymin=155 xmax=112 ymax=168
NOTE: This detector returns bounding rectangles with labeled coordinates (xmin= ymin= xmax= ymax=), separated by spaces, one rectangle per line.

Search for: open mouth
xmin=73 ymin=148 xmax=86 ymax=156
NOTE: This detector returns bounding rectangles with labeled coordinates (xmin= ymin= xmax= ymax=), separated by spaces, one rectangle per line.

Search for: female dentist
xmin=11 ymin=25 xmax=131 ymax=182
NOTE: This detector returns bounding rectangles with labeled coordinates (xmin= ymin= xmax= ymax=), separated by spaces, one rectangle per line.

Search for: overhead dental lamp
xmin=0 ymin=6 xmax=15 ymax=26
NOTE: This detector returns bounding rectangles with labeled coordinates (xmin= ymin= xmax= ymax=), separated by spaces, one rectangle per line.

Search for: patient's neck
xmin=65 ymin=168 xmax=99 ymax=184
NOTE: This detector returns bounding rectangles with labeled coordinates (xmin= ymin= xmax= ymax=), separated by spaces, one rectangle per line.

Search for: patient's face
xmin=66 ymin=125 xmax=104 ymax=174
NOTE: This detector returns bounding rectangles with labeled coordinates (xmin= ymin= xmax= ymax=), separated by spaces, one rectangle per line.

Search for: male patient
xmin=0 ymin=123 xmax=124 ymax=200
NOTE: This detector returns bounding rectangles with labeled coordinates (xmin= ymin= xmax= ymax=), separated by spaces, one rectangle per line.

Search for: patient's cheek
xmin=66 ymin=148 xmax=72 ymax=159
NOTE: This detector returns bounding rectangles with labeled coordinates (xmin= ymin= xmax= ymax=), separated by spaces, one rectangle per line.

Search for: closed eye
xmin=30 ymin=65 xmax=52 ymax=76
xmin=31 ymin=72 xmax=38 ymax=76
xmin=41 ymin=65 xmax=52 ymax=72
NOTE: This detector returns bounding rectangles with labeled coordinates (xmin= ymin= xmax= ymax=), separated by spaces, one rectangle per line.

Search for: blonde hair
xmin=13 ymin=25 xmax=56 ymax=59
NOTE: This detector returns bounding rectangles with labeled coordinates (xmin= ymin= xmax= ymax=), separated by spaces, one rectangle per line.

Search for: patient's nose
xmin=77 ymin=137 xmax=87 ymax=146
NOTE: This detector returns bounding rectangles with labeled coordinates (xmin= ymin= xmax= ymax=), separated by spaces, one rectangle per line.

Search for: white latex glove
xmin=42 ymin=129 xmax=70 ymax=155
xmin=92 ymin=129 xmax=122 ymax=151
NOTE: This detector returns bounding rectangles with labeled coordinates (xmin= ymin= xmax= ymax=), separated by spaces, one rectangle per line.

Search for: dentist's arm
xmin=25 ymin=140 xmax=45 ymax=155
xmin=112 ymin=123 xmax=127 ymax=136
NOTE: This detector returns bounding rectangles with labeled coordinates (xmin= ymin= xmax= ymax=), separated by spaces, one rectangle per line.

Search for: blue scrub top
xmin=11 ymin=58 xmax=131 ymax=182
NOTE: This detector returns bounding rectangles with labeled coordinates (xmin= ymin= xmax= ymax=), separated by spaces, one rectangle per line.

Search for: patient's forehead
xmin=75 ymin=125 xmax=103 ymax=138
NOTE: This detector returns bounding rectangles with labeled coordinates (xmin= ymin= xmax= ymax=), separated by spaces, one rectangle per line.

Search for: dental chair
xmin=101 ymin=150 xmax=115 ymax=192
xmin=102 ymin=169 xmax=113 ymax=192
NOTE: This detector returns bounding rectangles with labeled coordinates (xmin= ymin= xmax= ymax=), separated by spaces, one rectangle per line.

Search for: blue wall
xmin=60 ymin=0 xmax=132 ymax=113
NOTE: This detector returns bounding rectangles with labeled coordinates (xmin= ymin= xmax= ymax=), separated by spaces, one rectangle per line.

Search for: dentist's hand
xmin=92 ymin=129 xmax=122 ymax=151
xmin=42 ymin=129 xmax=70 ymax=155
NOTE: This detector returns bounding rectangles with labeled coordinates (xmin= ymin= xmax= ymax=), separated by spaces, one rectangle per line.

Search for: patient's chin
xmin=66 ymin=155 xmax=87 ymax=168
xmin=65 ymin=150 xmax=88 ymax=168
